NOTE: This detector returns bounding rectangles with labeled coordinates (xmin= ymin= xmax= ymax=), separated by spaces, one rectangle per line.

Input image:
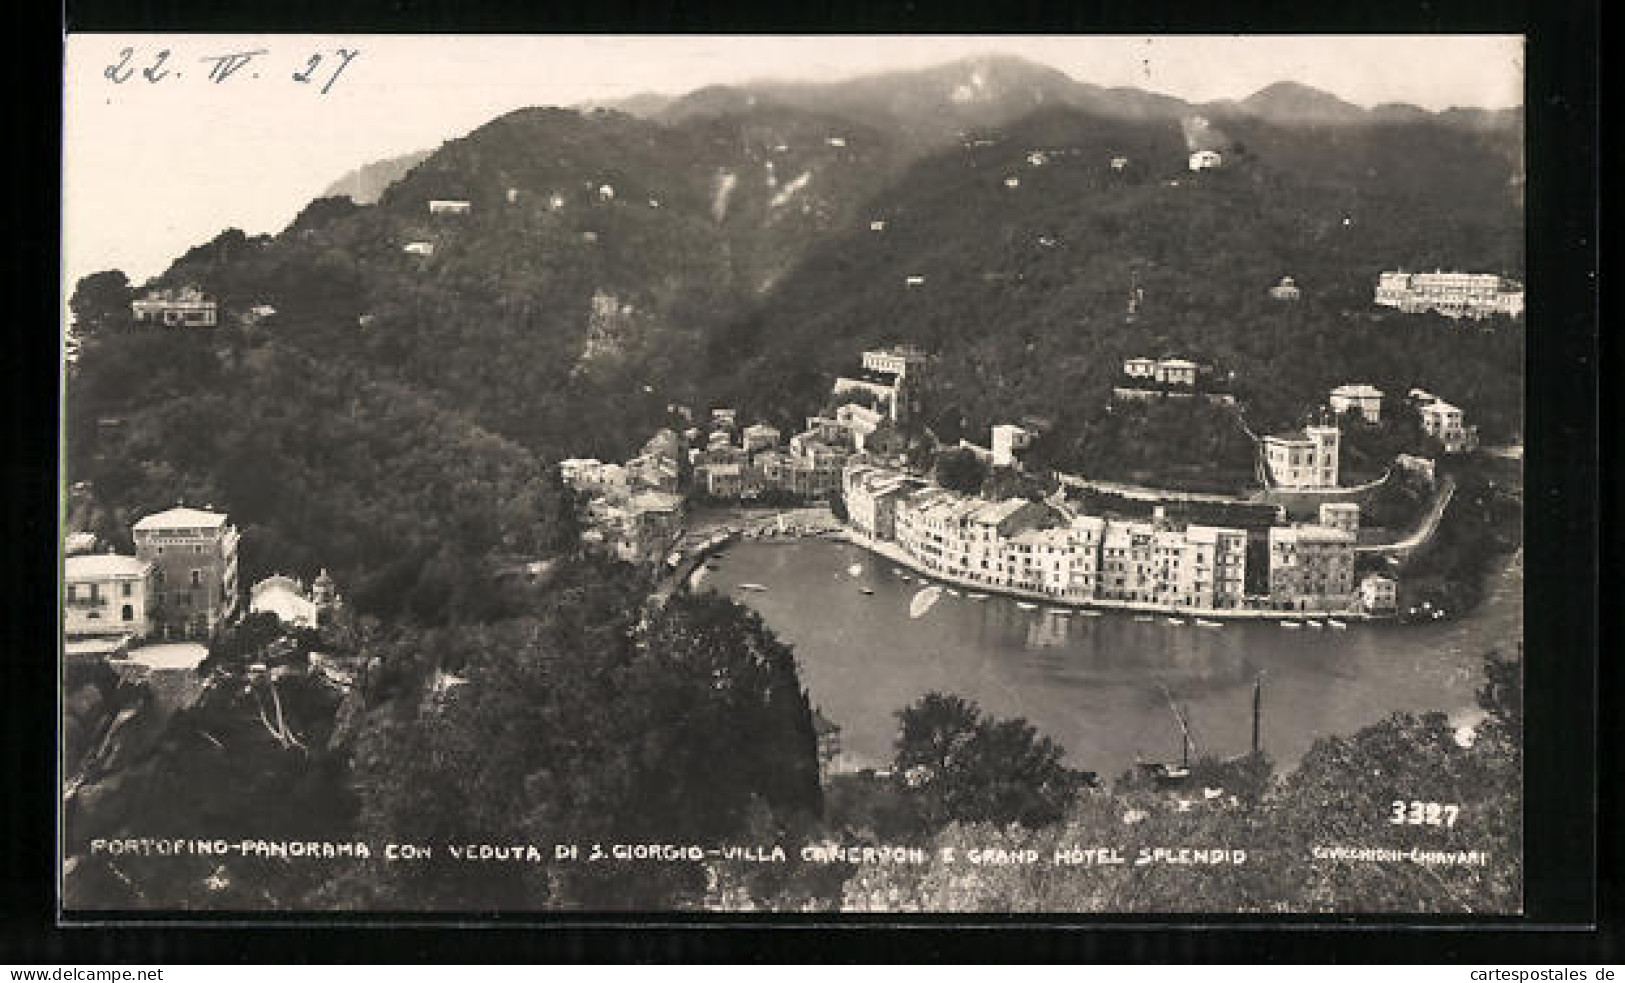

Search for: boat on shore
xmin=1305 ymin=619 xmax=1324 ymax=629
xmin=1195 ymin=618 xmax=1222 ymax=628
xmin=847 ymin=563 xmax=863 ymax=576
xmin=1327 ymin=618 xmax=1348 ymax=629
xmin=1016 ymin=601 xmax=1038 ymax=611
xmin=1133 ymin=615 xmax=1155 ymax=623
xmin=859 ymin=587 xmax=875 ymax=596
xmin=967 ymin=593 xmax=989 ymax=601
xmin=739 ymin=583 xmax=769 ymax=592
xmin=1280 ymin=620 xmax=1301 ymax=628
xmin=1165 ymin=617 xmax=1186 ymax=626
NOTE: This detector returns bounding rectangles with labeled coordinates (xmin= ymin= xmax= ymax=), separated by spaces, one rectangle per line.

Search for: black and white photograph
xmin=59 ymin=34 xmax=1528 ymax=916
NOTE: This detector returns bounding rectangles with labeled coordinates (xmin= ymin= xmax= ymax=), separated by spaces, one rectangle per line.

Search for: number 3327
xmin=1390 ymin=800 xmax=1459 ymax=827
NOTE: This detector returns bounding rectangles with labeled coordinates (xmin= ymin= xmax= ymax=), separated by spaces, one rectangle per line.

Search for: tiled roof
xmin=66 ymin=554 xmax=151 ymax=579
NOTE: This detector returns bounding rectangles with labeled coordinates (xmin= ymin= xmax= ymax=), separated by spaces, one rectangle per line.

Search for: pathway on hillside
xmin=1355 ymin=476 xmax=1456 ymax=556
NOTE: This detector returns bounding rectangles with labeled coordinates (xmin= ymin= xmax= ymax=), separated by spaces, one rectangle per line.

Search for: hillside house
xmin=1419 ymin=399 xmax=1478 ymax=454
xmin=1262 ymin=425 xmax=1341 ymax=490
xmin=991 ymin=424 xmax=1032 ymax=468
xmin=1188 ymin=150 xmax=1223 ymax=171
xmin=403 ymin=241 xmax=434 ymax=256
xmin=1329 ymin=384 xmax=1384 ymax=423
xmin=1269 ymin=276 xmax=1301 ymax=301
xmin=132 ymin=506 xmax=241 ymax=637
xmin=64 ymin=553 xmax=156 ymax=641
xmin=132 ymin=286 xmax=217 ymax=328
xmin=428 ymin=199 xmax=471 ymax=215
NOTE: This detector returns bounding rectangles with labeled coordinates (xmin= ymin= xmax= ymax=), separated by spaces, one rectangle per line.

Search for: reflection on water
xmin=707 ymin=540 xmax=1523 ymax=778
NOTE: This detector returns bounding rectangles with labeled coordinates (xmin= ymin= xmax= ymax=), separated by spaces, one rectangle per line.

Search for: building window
xmin=190 ymin=569 xmax=202 ymax=587
xmin=122 ymin=604 xmax=134 ymax=621
xmin=122 ymin=581 xmax=133 ymax=597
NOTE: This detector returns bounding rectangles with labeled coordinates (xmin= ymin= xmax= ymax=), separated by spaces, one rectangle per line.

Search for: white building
xmin=428 ymin=199 xmax=472 ymax=215
xmin=1360 ymin=574 xmax=1399 ymax=614
xmin=1330 ymin=384 xmax=1385 ymax=423
xmin=1262 ymin=424 xmax=1341 ymax=489
xmin=1374 ymin=271 xmax=1524 ymax=319
xmin=1188 ymin=150 xmax=1223 ymax=171
xmin=132 ymin=286 xmax=217 ymax=328
xmin=249 ymin=575 xmax=319 ymax=628
xmin=403 ymin=241 xmax=435 ymax=256
xmin=64 ymin=554 xmax=156 ymax=640
xmin=1269 ymin=276 xmax=1301 ymax=301
xmin=1420 ymin=399 xmax=1477 ymax=454
xmin=991 ymin=424 xmax=1032 ymax=468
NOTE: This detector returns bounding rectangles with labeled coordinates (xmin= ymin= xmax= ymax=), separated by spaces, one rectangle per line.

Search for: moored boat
xmin=1195 ymin=618 xmax=1222 ymax=628
xmin=1305 ymin=619 xmax=1323 ymax=628
xmin=1133 ymin=615 xmax=1155 ymax=623
xmin=967 ymin=593 xmax=989 ymax=601
xmin=1047 ymin=608 xmax=1071 ymax=616
xmin=1016 ymin=601 xmax=1038 ymax=610
xmin=859 ymin=587 xmax=875 ymax=596
xmin=1165 ymin=617 xmax=1186 ymax=626
xmin=1279 ymin=620 xmax=1302 ymax=628
xmin=1327 ymin=618 xmax=1348 ymax=629
xmin=739 ymin=583 xmax=769 ymax=592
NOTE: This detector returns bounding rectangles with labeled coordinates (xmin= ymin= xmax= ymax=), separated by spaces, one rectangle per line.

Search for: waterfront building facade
xmin=849 ymin=464 xmax=1362 ymax=615
xmin=1360 ymin=574 xmax=1399 ymax=614
xmin=132 ymin=506 xmax=240 ymax=636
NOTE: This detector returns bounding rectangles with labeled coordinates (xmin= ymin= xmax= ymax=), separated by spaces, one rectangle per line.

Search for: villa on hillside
xmin=132 ymin=286 xmax=217 ymax=328
xmin=1329 ymin=384 xmax=1385 ymax=423
xmin=1261 ymin=424 xmax=1341 ymax=490
xmin=1188 ymin=150 xmax=1223 ymax=171
xmin=1114 ymin=356 xmax=1235 ymax=405
xmin=1374 ymin=271 xmax=1524 ymax=319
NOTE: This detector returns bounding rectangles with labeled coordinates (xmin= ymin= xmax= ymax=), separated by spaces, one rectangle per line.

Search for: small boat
xmin=1305 ymin=619 xmax=1323 ymax=629
xmin=1016 ymin=601 xmax=1038 ymax=611
xmin=1047 ymin=608 xmax=1072 ymax=617
xmin=1194 ymin=618 xmax=1222 ymax=628
xmin=1133 ymin=615 xmax=1155 ymax=623
xmin=967 ymin=593 xmax=989 ymax=601
xmin=1280 ymin=620 xmax=1302 ymax=628
xmin=1165 ymin=617 xmax=1186 ymax=626
xmin=898 ymin=573 xmax=912 ymax=582
xmin=1327 ymin=618 xmax=1348 ymax=630
xmin=1075 ymin=609 xmax=1102 ymax=617
xmin=739 ymin=583 xmax=769 ymax=592
xmin=859 ymin=587 xmax=875 ymax=596
xmin=909 ymin=585 xmax=943 ymax=619
xmin=946 ymin=588 xmax=961 ymax=597
xmin=847 ymin=563 xmax=863 ymax=576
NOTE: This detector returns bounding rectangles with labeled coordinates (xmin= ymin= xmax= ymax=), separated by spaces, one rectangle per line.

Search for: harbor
xmin=699 ymin=538 xmax=1521 ymax=779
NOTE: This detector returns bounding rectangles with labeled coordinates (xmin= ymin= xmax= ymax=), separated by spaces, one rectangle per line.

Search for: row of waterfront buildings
xmin=843 ymin=463 xmax=1397 ymax=617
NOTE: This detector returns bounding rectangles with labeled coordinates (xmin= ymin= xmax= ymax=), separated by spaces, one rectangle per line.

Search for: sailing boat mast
xmin=1251 ymin=673 xmax=1264 ymax=755
xmin=1157 ymin=680 xmax=1200 ymax=765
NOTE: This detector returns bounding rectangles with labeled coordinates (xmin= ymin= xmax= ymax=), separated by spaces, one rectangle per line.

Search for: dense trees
xmin=841 ymin=652 xmax=1522 ymax=913
xmin=933 ymin=447 xmax=988 ymax=494
xmin=892 ymin=693 xmax=1091 ymax=832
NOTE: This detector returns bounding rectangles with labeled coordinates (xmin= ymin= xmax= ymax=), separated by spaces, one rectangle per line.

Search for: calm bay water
xmin=700 ymin=540 xmax=1523 ymax=779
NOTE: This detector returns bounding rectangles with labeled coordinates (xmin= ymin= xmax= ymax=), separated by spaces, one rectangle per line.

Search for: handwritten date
xmin=104 ymin=46 xmax=359 ymax=94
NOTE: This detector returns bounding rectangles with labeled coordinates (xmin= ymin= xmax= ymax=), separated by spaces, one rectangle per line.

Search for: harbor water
xmin=699 ymin=540 xmax=1523 ymax=779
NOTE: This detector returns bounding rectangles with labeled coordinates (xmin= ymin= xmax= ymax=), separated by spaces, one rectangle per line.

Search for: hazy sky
xmin=62 ymin=34 xmax=1523 ymax=299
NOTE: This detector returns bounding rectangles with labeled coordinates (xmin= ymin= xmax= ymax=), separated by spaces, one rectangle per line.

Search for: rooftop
xmin=65 ymin=553 xmax=152 ymax=579
xmin=132 ymin=506 xmax=230 ymax=532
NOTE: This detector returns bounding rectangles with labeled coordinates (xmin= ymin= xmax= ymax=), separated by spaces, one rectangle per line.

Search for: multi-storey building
xmin=1268 ymin=525 xmax=1357 ymax=612
xmin=1420 ymin=399 xmax=1478 ymax=454
xmin=132 ymin=506 xmax=240 ymax=636
xmin=833 ymin=345 xmax=932 ymax=424
xmin=1262 ymin=424 xmax=1340 ymax=489
xmin=742 ymin=423 xmax=781 ymax=454
xmin=1374 ymin=271 xmax=1524 ymax=319
xmin=1360 ymin=574 xmax=1399 ymax=614
xmin=132 ymin=285 xmax=217 ymax=328
xmin=63 ymin=553 xmax=156 ymax=640
xmin=990 ymin=424 xmax=1033 ymax=468
xmin=1329 ymin=384 xmax=1384 ymax=423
